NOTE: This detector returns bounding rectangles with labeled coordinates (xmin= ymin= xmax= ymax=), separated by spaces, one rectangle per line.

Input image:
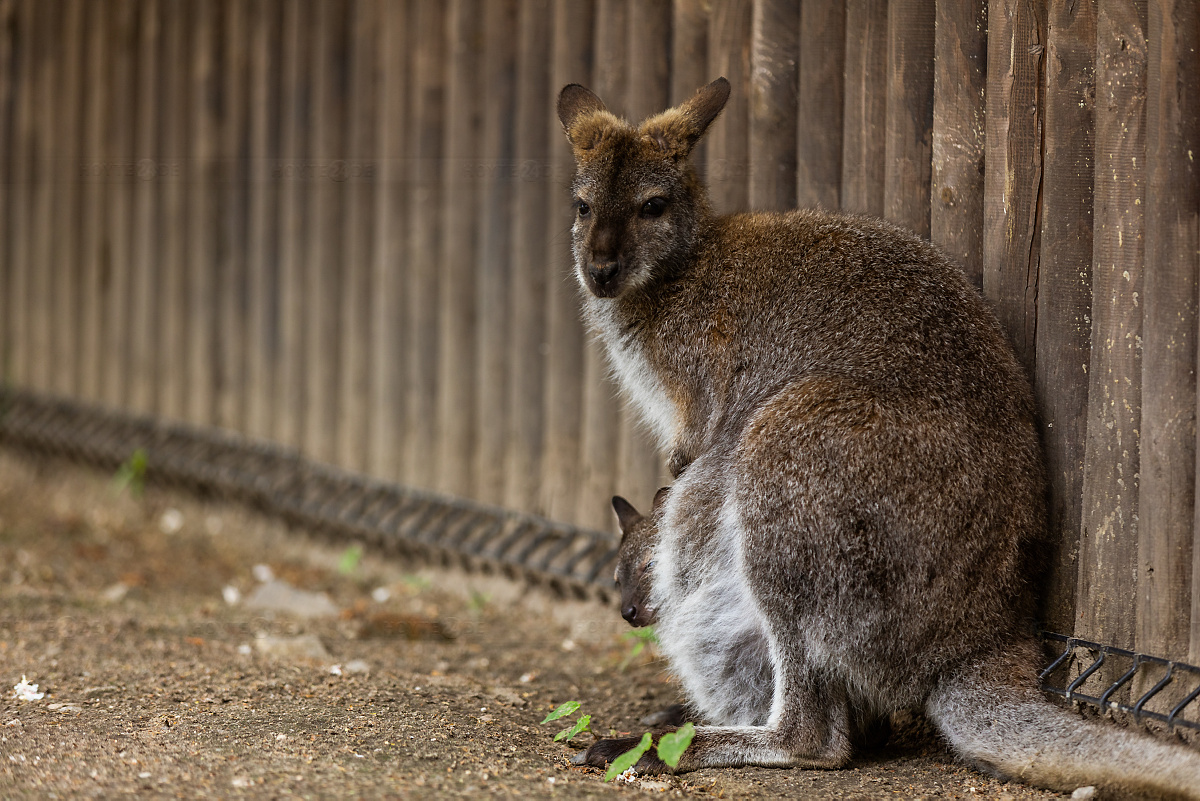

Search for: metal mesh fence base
xmin=0 ymin=388 xmax=617 ymax=604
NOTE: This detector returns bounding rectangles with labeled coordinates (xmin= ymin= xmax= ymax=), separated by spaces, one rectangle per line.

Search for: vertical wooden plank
xmin=505 ymin=0 xmax=552 ymax=516
xmin=0 ymin=0 xmax=13 ymax=381
xmin=1077 ymin=0 xmax=1147 ymax=650
xmin=983 ymin=0 xmax=1044 ymax=377
xmin=671 ymin=0 xmax=709 ymax=175
xmin=77 ymin=0 xmax=108 ymax=402
xmin=275 ymin=0 xmax=310 ymax=449
xmin=1142 ymin=0 xmax=1199 ymax=663
xmin=749 ymin=0 xmax=798 ymax=212
xmin=796 ymin=0 xmax=844 ymax=210
xmin=186 ymin=0 xmax=218 ymax=425
xmin=541 ymin=0 xmax=593 ymax=522
xmin=840 ymin=0 xmax=887 ymax=216
xmin=402 ymin=0 xmax=445 ymax=490
xmin=884 ymin=0 xmax=935 ymax=237
xmin=707 ymin=0 xmax=751 ymax=213
xmin=931 ymin=0 xmax=987 ymax=288
xmin=1034 ymin=0 xmax=1096 ymax=636
xmin=28 ymin=0 xmax=57 ymax=393
xmin=304 ymin=0 xmax=347 ymax=462
xmin=6 ymin=0 xmax=32 ymax=389
xmin=50 ymin=0 xmax=84 ymax=397
xmin=577 ymin=0 xmax=627 ymax=531
xmin=474 ymin=0 xmax=519 ymax=507
xmin=368 ymin=0 xmax=409 ymax=480
xmin=245 ymin=0 xmax=282 ymax=439
xmin=215 ymin=0 xmax=249 ymax=431
xmin=337 ymin=0 xmax=380 ymax=472
xmin=103 ymin=0 xmax=138 ymax=409
xmin=129 ymin=0 xmax=160 ymax=414
xmin=436 ymin=0 xmax=485 ymax=497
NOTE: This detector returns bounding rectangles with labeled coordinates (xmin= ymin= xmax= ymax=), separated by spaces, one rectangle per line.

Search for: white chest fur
xmin=588 ymin=301 xmax=680 ymax=450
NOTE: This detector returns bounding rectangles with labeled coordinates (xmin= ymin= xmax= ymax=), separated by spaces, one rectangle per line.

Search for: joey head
xmin=612 ymin=488 xmax=668 ymax=628
xmin=556 ymin=78 xmax=1200 ymax=797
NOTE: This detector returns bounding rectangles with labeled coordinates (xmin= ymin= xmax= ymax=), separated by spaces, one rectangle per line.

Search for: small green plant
xmin=112 ymin=448 xmax=148 ymax=497
xmin=468 ymin=589 xmax=491 ymax=614
xmin=540 ymin=700 xmax=593 ymax=743
xmin=619 ymin=626 xmax=658 ymax=671
xmin=337 ymin=544 xmax=364 ymax=575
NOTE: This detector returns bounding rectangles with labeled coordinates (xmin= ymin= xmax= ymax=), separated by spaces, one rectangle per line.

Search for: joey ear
xmin=611 ymin=495 xmax=642 ymax=533
xmin=639 ymin=77 xmax=731 ymax=159
xmin=651 ymin=486 xmax=670 ymax=509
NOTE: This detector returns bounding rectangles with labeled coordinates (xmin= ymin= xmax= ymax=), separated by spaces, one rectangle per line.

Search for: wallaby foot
xmin=640 ymin=703 xmax=688 ymax=727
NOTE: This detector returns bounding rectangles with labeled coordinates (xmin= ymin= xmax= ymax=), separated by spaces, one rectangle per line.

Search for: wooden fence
xmin=1 ymin=0 xmax=1198 ymax=664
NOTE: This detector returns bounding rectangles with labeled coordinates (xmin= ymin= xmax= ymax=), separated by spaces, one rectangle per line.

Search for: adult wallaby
xmin=557 ymin=77 xmax=1200 ymax=796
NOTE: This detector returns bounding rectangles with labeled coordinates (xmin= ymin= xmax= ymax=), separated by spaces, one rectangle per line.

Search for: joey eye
xmin=640 ymin=197 xmax=668 ymax=218
xmin=575 ymin=199 xmax=591 ymax=219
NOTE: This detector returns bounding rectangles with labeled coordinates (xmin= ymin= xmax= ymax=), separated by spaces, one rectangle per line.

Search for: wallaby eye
xmin=575 ymin=199 xmax=591 ymax=219
xmin=640 ymin=197 xmax=668 ymax=218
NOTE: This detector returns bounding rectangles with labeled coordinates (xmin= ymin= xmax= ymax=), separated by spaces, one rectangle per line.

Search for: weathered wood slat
xmin=796 ymin=0 xmax=843 ymax=211
xmin=983 ymin=0 xmax=1044 ymax=377
xmin=749 ymin=0 xmax=798 ymax=212
xmin=474 ymin=0 xmax=519 ymax=507
xmin=28 ymin=0 xmax=58 ymax=393
xmin=1077 ymin=0 xmax=1147 ymax=651
xmin=1141 ymin=0 xmax=1199 ymax=663
xmin=707 ymin=0 xmax=752 ymax=214
xmin=841 ymin=0 xmax=887 ymax=216
xmin=1035 ymin=0 xmax=1096 ymax=636
xmin=884 ymin=0 xmax=935 ymax=238
xmin=403 ymin=0 xmax=445 ymax=490
xmin=505 ymin=0 xmax=552 ymax=517
xmin=0 ymin=0 xmax=13 ymax=383
xmin=368 ymin=0 xmax=411 ymax=481
xmin=930 ymin=0 xmax=985 ymax=284
xmin=50 ymin=0 xmax=84 ymax=398
xmin=186 ymin=0 xmax=218 ymax=425
xmin=436 ymin=0 xmax=485 ymax=497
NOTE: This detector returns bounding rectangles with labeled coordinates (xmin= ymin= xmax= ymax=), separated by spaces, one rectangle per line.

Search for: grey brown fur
xmin=557 ymin=78 xmax=1200 ymax=797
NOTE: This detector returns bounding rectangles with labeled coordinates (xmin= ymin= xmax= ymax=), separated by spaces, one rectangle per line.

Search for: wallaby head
xmin=556 ymin=78 xmax=730 ymax=299
xmin=611 ymin=487 xmax=669 ymax=627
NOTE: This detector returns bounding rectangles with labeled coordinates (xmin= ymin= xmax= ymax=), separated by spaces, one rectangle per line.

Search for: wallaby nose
xmin=589 ymin=260 xmax=619 ymax=288
xmin=621 ymin=604 xmax=639 ymax=624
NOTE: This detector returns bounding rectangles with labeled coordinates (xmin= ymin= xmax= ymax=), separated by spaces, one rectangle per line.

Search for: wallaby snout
xmin=587 ymin=259 xmax=622 ymax=296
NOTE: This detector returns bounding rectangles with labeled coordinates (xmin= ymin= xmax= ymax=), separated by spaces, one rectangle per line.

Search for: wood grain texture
xmin=1141 ymin=0 xmax=1198 ymax=662
xmin=930 ymin=0 xmax=986 ymax=286
xmin=1077 ymin=0 xmax=1147 ymax=650
xmin=707 ymin=0 xmax=752 ymax=214
xmin=0 ymin=0 xmax=13 ymax=382
xmin=841 ymin=0 xmax=887 ymax=215
xmin=1034 ymin=0 xmax=1095 ymax=637
xmin=983 ymin=0 xmax=1044 ymax=377
xmin=796 ymin=0 xmax=843 ymax=210
xmin=749 ymin=0 xmax=798 ymax=212
xmin=505 ymin=0 xmax=553 ymax=516
xmin=884 ymin=0 xmax=935 ymax=238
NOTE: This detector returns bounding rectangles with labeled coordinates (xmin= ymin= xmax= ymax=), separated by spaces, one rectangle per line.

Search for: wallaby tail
xmin=926 ymin=638 xmax=1200 ymax=799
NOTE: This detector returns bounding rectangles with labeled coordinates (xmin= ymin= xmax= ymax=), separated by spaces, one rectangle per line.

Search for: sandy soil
xmin=0 ymin=449 xmax=1067 ymax=799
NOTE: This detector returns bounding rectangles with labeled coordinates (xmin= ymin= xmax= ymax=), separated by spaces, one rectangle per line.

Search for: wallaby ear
xmin=639 ymin=77 xmax=731 ymax=159
xmin=557 ymin=83 xmax=617 ymax=153
xmin=651 ymin=486 xmax=670 ymax=509
xmin=612 ymin=495 xmax=642 ymax=534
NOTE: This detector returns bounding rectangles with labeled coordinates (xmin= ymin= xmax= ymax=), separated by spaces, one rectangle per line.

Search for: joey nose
xmin=589 ymin=260 xmax=619 ymax=289
xmin=621 ymin=604 xmax=639 ymax=625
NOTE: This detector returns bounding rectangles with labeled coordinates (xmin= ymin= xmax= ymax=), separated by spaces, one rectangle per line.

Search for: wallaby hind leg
xmin=573 ymin=643 xmax=853 ymax=773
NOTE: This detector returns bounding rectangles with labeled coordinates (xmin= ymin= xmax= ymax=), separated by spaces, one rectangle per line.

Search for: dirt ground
xmin=0 ymin=449 xmax=1070 ymax=799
